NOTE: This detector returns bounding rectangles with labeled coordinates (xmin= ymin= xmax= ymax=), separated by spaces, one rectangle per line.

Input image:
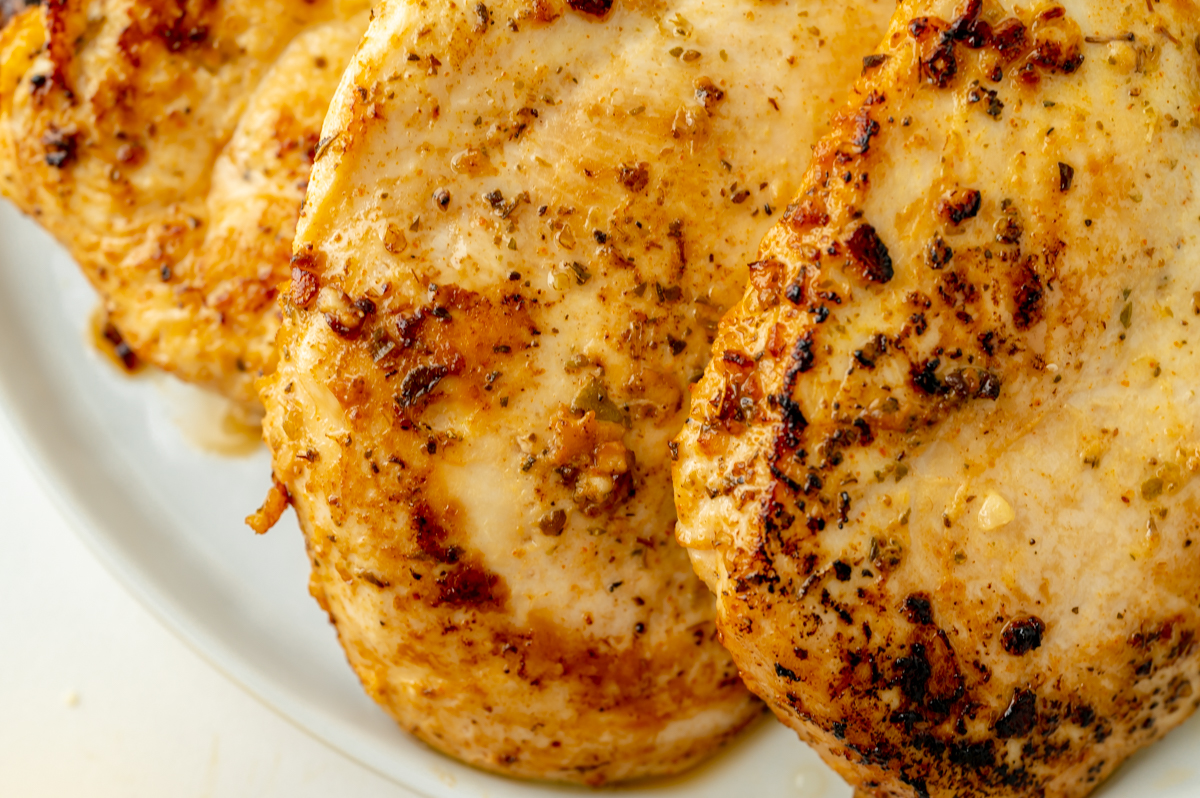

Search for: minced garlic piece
xmin=978 ymin=492 xmax=1015 ymax=530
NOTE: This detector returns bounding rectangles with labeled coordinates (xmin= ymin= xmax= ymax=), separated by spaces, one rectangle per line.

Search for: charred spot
xmin=851 ymin=106 xmax=881 ymax=154
xmin=435 ymin=564 xmax=502 ymax=607
xmin=922 ymin=35 xmax=959 ymax=88
xmin=1001 ymin=616 xmax=1045 ymax=655
xmin=926 ymin=236 xmax=953 ymax=269
xmin=909 ymin=313 xmax=929 ymax=336
xmin=785 ymin=277 xmax=806 ymax=305
xmin=994 ymin=689 xmax=1038 ymax=738
xmin=862 ymin=53 xmax=890 ymax=72
xmin=853 ymin=417 xmax=874 ymax=445
xmin=904 ymin=594 xmax=935 ymax=625
xmin=1029 ymin=36 xmax=1083 ymax=74
xmin=853 ymin=333 xmax=888 ymax=371
xmin=950 ymin=16 xmax=991 ymax=49
xmin=397 ymin=364 xmax=452 ymax=407
xmin=846 ymin=223 xmax=893 ymax=283
xmin=949 ymin=739 xmax=996 ymax=767
xmin=991 ymin=18 xmax=1028 ymax=58
xmin=785 ymin=198 xmax=829 ymax=231
xmin=938 ymin=188 xmax=982 ymax=225
xmin=911 ymin=358 xmax=945 ymax=396
xmin=413 ymin=505 xmax=460 ymax=563
xmin=943 ymin=368 xmax=1002 ymax=401
xmin=694 ymin=77 xmax=725 ymax=113
xmin=101 ymin=321 xmax=138 ymax=371
xmin=472 ymin=2 xmax=490 ymax=32
xmin=723 ymin=349 xmax=753 ymax=369
xmin=618 ymin=161 xmax=649 ymax=192
xmin=290 ymin=263 xmax=319 ymax=307
xmin=894 ymin=643 xmax=933 ymax=703
xmin=833 ymin=560 xmax=852 ymax=582
xmin=566 ymin=0 xmax=612 ymax=17
xmin=762 ymin=494 xmax=796 ymax=537
xmin=820 ymin=588 xmax=854 ymax=625
xmin=994 ymin=214 xmax=1023 ymax=245
xmin=978 ymin=330 xmax=996 ymax=355
xmin=786 ymin=331 xmax=815 ymax=378
xmin=1072 ymin=704 xmax=1096 ymax=728
xmin=773 ymin=394 xmax=808 ymax=450
xmin=1011 ymin=262 xmax=1044 ymax=329
xmin=908 ymin=16 xmax=938 ymax=39
xmin=42 ymin=125 xmax=78 ymax=168
xmin=776 ymin=663 xmax=801 ymax=682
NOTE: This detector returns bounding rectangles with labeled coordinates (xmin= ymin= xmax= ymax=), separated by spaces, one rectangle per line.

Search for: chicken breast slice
xmin=0 ymin=0 xmax=369 ymax=410
xmin=673 ymin=1 xmax=1200 ymax=796
xmin=259 ymin=0 xmax=892 ymax=783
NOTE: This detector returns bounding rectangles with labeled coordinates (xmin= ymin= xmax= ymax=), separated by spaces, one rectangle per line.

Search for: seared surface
xmin=674 ymin=1 xmax=1200 ymax=796
xmin=0 ymin=0 xmax=368 ymax=409
xmin=260 ymin=0 xmax=891 ymax=783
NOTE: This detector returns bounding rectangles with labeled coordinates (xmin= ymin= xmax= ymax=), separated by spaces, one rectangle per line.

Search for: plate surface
xmin=0 ymin=201 xmax=1198 ymax=798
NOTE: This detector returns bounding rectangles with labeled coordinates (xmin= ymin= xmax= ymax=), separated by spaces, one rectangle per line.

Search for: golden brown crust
xmin=0 ymin=0 xmax=368 ymax=408
xmin=674 ymin=1 xmax=1200 ymax=796
xmin=261 ymin=0 xmax=893 ymax=783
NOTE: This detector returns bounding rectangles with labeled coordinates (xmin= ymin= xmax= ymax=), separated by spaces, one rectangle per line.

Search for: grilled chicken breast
xmin=0 ymin=0 xmax=368 ymax=409
xmin=673 ymin=1 xmax=1200 ymax=796
xmin=258 ymin=0 xmax=891 ymax=782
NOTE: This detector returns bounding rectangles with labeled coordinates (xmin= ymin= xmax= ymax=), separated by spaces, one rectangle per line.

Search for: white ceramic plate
xmin=1 ymin=200 xmax=1198 ymax=798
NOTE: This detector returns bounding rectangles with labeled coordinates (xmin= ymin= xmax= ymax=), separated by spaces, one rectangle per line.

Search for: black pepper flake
xmin=102 ymin=322 xmax=138 ymax=371
xmin=1058 ymin=161 xmax=1075 ymax=192
xmin=433 ymin=187 xmax=451 ymax=209
xmin=42 ymin=126 xmax=78 ymax=168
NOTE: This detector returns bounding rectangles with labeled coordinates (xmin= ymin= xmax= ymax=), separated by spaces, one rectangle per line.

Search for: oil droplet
xmin=154 ymin=375 xmax=262 ymax=456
